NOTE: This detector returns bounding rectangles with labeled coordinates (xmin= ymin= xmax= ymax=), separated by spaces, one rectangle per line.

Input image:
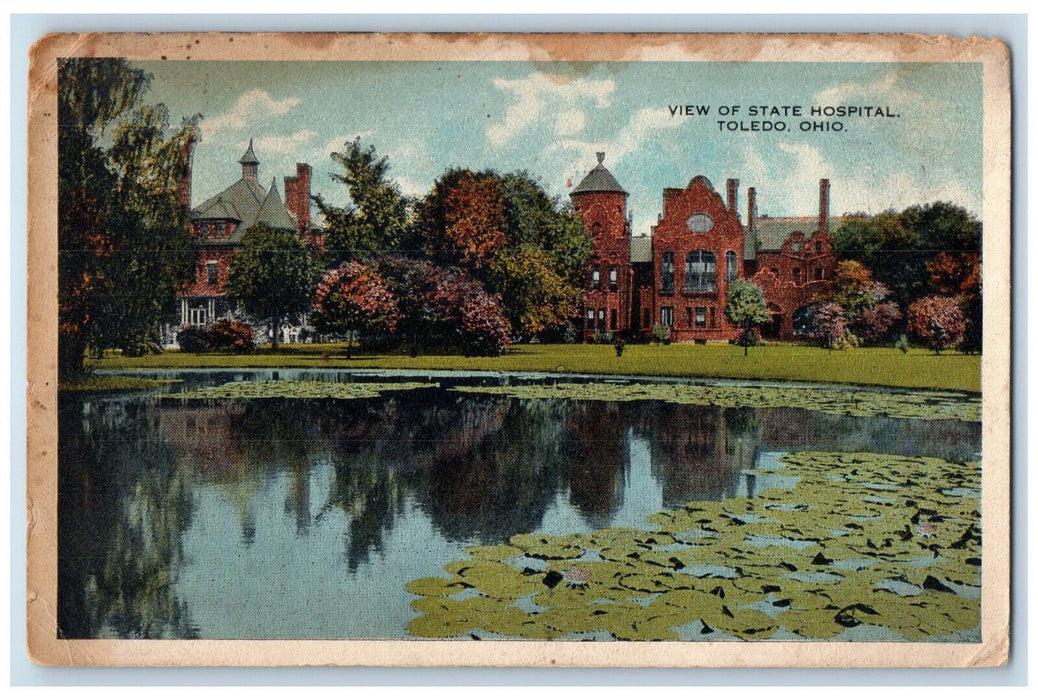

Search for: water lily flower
xmin=562 ymin=568 xmax=592 ymax=587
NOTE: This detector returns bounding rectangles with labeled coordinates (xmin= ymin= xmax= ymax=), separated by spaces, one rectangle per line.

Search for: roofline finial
xmin=596 ymin=151 xmax=605 ymax=165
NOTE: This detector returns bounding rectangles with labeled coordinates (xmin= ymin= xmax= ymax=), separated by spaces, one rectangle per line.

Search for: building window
xmin=188 ymin=306 xmax=207 ymax=327
xmin=686 ymin=307 xmax=694 ymax=326
xmin=207 ymin=261 xmax=219 ymax=285
xmin=661 ymin=252 xmax=675 ymax=293
xmin=586 ymin=308 xmax=595 ymax=330
xmin=814 ymin=240 xmax=823 ymax=254
xmin=814 ymin=267 xmax=824 ymax=281
xmin=597 ymin=308 xmax=607 ymax=331
xmin=792 ymin=240 xmax=802 ymax=253
xmin=710 ymin=307 xmax=717 ymax=327
xmin=610 ymin=309 xmax=618 ymax=330
xmin=660 ymin=306 xmax=674 ymax=327
xmin=770 ymin=267 xmax=780 ymax=275
xmin=643 ymin=308 xmax=651 ymax=328
xmin=725 ymin=250 xmax=738 ymax=283
xmin=591 ymin=265 xmax=600 ymax=289
xmin=695 ymin=307 xmax=707 ymax=328
xmin=609 ymin=266 xmax=618 ymax=292
xmin=793 ymin=267 xmax=802 ymax=284
xmin=685 ymin=250 xmax=717 ymax=292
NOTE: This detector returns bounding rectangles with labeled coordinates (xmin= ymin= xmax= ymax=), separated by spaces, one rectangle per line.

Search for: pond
xmin=58 ymin=370 xmax=981 ymax=641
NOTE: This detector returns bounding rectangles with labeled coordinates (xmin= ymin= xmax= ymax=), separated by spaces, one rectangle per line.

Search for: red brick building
xmin=570 ymin=154 xmax=837 ymax=341
xmin=175 ymin=140 xmax=316 ymax=336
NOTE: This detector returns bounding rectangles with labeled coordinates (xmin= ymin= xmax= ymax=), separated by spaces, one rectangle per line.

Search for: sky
xmin=136 ymin=59 xmax=983 ymax=236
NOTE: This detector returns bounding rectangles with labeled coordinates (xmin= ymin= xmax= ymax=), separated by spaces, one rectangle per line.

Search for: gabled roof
xmin=755 ymin=215 xmax=843 ymax=252
xmin=190 ymin=176 xmax=297 ymax=242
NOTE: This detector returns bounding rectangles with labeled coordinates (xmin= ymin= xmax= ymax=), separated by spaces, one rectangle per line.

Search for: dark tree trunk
xmin=272 ymin=316 xmax=281 ymax=352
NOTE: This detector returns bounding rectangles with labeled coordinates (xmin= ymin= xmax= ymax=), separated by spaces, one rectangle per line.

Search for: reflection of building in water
xmin=560 ymin=402 xmax=630 ymax=527
xmin=638 ymin=405 xmax=756 ymax=506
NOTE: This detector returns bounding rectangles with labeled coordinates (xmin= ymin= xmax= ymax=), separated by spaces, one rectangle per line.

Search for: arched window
xmin=725 ymin=250 xmax=738 ymax=283
xmin=591 ymin=265 xmax=600 ymax=289
xmin=685 ymin=251 xmax=716 ymax=292
xmin=661 ymin=252 xmax=675 ymax=293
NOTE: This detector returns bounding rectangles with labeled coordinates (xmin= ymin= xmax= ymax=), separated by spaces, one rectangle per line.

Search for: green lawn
xmin=90 ymin=342 xmax=981 ymax=393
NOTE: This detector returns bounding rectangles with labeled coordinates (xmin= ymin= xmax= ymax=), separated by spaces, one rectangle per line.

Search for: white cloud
xmin=555 ymin=109 xmax=586 ymax=136
xmin=202 ymin=89 xmax=300 ymax=138
xmin=548 ymin=106 xmax=689 ymax=182
xmin=486 ymin=73 xmax=615 ymax=146
xmin=253 ymin=129 xmax=316 ymax=154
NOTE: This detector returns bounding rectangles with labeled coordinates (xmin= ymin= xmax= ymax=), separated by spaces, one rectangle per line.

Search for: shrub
xmin=592 ymin=329 xmax=615 ymax=345
xmin=207 ymin=319 xmax=255 ymax=353
xmin=895 ymin=334 xmax=910 ymax=353
xmin=907 ymin=295 xmax=965 ymax=354
xmin=176 ymin=326 xmax=212 ymax=353
xmin=651 ymin=323 xmax=671 ymax=344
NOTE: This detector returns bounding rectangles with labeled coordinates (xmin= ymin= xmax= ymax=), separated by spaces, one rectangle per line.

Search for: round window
xmin=687 ymin=213 xmax=714 ymax=232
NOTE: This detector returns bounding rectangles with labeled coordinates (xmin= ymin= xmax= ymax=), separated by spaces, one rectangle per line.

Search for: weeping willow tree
xmin=58 ymin=58 xmax=199 ymax=377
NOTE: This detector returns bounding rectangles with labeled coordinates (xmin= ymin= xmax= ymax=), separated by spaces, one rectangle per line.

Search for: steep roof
xmin=190 ymin=176 xmax=298 ymax=242
xmin=630 ymin=236 xmax=653 ymax=263
xmin=255 ymin=179 xmax=298 ymax=231
xmin=754 ymin=215 xmax=843 ymax=252
xmin=239 ymin=138 xmax=259 ymax=165
xmin=571 ymin=153 xmax=627 ymax=196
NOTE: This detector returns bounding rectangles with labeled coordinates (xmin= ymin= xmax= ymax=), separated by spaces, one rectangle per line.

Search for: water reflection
xmin=58 ymin=380 xmax=981 ymax=639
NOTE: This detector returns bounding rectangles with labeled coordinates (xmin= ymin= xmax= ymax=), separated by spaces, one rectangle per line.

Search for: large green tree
xmin=832 ymin=202 xmax=981 ymax=308
xmin=313 ymin=138 xmax=413 ymax=264
xmin=225 ymin=223 xmax=321 ymax=351
xmin=58 ymin=58 xmax=199 ymax=377
xmin=417 ymin=168 xmax=590 ymax=339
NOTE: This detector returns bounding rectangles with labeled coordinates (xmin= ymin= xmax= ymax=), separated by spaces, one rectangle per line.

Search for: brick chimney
xmin=819 ymin=178 xmax=830 ymax=235
xmin=727 ymin=178 xmax=739 ymax=216
xmin=176 ymin=132 xmax=196 ymax=210
xmin=747 ymin=186 xmax=757 ymax=231
xmin=284 ymin=162 xmax=312 ymax=239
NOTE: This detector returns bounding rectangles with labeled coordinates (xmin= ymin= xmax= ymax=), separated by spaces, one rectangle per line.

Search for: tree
xmin=831 ymin=202 xmax=981 ymax=309
xmin=818 ymin=261 xmax=901 ymax=343
xmin=311 ymin=262 xmax=399 ymax=359
xmin=811 ymin=303 xmax=848 ymax=353
xmin=313 ymin=138 xmax=413 ymax=264
xmin=724 ymin=280 xmax=770 ymax=355
xmin=907 ymin=296 xmax=966 ymax=354
xmin=225 ymin=223 xmax=320 ymax=351
xmin=831 ymin=210 xmax=923 ymax=307
xmin=928 ymin=251 xmax=982 ymax=353
xmin=58 ymin=58 xmax=199 ymax=376
xmin=498 ymin=172 xmax=591 ymax=284
xmin=487 ymin=245 xmax=577 ymax=339
xmin=417 ymin=169 xmax=507 ymax=272
xmin=380 ymin=257 xmax=511 ymax=356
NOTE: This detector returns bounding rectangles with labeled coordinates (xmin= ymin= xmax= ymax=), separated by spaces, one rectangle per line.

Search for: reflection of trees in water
xmin=416 ymin=396 xmax=562 ymax=542
xmin=559 ymin=402 xmax=628 ymax=527
xmin=754 ymin=408 xmax=981 ymax=463
xmin=638 ymin=404 xmax=753 ymax=506
xmin=59 ymin=396 xmax=198 ymax=639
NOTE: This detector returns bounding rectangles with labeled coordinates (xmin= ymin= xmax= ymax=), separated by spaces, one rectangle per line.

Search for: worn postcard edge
xmin=25 ymin=31 xmax=1012 ymax=668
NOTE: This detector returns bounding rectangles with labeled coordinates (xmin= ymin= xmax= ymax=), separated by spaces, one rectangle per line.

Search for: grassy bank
xmin=90 ymin=342 xmax=980 ymax=393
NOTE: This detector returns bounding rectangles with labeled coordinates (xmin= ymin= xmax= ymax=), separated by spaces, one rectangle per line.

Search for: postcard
xmin=26 ymin=31 xmax=1010 ymax=667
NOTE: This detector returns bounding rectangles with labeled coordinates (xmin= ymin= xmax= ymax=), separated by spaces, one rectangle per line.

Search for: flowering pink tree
xmin=907 ymin=295 xmax=965 ymax=354
xmin=381 ymin=257 xmax=510 ymax=356
xmin=849 ymin=282 xmax=902 ymax=342
xmin=311 ymin=262 xmax=399 ymax=359
xmin=811 ymin=302 xmax=847 ymax=352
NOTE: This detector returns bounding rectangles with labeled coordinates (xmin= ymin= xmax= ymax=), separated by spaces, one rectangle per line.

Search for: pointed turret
xmin=571 ymin=151 xmax=628 ymax=196
xmin=240 ymin=138 xmax=260 ymax=181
